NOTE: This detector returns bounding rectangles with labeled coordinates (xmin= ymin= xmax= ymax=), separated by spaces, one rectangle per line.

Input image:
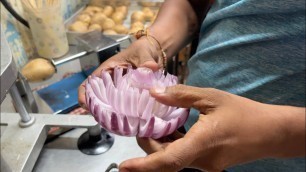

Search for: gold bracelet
xmin=133 ymin=29 xmax=167 ymax=73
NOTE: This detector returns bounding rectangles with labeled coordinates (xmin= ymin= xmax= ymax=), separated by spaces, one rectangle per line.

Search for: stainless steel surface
xmin=0 ymin=113 xmax=97 ymax=172
xmin=77 ymin=31 xmax=120 ymax=76
xmin=52 ymin=50 xmax=89 ymax=66
xmin=0 ymin=29 xmax=18 ymax=103
xmin=1 ymin=79 xmax=141 ymax=172
xmin=76 ymin=31 xmax=119 ymax=52
xmin=1 ymin=12 xmax=143 ymax=172
xmin=115 ymin=35 xmax=132 ymax=43
xmin=51 ymin=33 xmax=128 ymax=68
xmin=52 ymin=32 xmax=119 ymax=67
xmin=33 ymin=128 xmax=146 ymax=172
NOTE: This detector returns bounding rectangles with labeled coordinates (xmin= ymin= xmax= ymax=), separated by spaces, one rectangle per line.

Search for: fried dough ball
xmin=91 ymin=12 xmax=107 ymax=26
xmin=115 ymin=6 xmax=128 ymax=16
xmin=111 ymin=12 xmax=125 ymax=24
xmin=142 ymin=7 xmax=155 ymax=21
xmin=69 ymin=21 xmax=88 ymax=33
xmin=81 ymin=10 xmax=95 ymax=17
xmin=88 ymin=24 xmax=102 ymax=32
xmin=107 ymin=1 xmax=117 ymax=7
xmin=77 ymin=14 xmax=91 ymax=24
xmin=102 ymin=18 xmax=116 ymax=30
xmin=130 ymin=21 xmax=144 ymax=30
xmin=113 ymin=24 xmax=128 ymax=34
xmin=142 ymin=7 xmax=151 ymax=13
xmin=103 ymin=29 xmax=117 ymax=35
xmin=120 ymin=0 xmax=131 ymax=6
xmin=85 ymin=6 xmax=103 ymax=13
xmin=131 ymin=11 xmax=145 ymax=23
xmin=103 ymin=5 xmax=114 ymax=17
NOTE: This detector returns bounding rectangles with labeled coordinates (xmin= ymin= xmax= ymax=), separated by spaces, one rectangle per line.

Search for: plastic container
xmin=22 ymin=2 xmax=69 ymax=59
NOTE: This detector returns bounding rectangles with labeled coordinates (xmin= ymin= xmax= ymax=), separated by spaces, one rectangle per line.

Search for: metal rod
xmin=88 ymin=124 xmax=102 ymax=137
xmin=116 ymin=35 xmax=132 ymax=43
xmin=51 ymin=51 xmax=89 ymax=66
xmin=9 ymin=83 xmax=31 ymax=122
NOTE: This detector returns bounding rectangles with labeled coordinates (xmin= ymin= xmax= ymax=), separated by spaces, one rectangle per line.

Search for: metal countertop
xmin=33 ymin=128 xmax=146 ymax=172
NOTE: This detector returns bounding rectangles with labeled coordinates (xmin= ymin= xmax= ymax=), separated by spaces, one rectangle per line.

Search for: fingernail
xmin=153 ymin=87 xmax=166 ymax=94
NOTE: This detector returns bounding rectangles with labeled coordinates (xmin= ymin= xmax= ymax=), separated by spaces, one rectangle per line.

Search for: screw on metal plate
xmin=105 ymin=163 xmax=119 ymax=172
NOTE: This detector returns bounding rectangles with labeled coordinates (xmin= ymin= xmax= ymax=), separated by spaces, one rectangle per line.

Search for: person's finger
xmin=136 ymin=131 xmax=185 ymax=154
xmin=78 ymin=49 xmax=157 ymax=108
xmin=125 ymin=49 xmax=159 ymax=71
xmin=140 ymin=60 xmax=159 ymax=71
xmin=168 ymin=130 xmax=185 ymax=140
xmin=150 ymin=84 xmax=225 ymax=113
xmin=156 ymin=131 xmax=185 ymax=143
xmin=120 ymin=138 xmax=198 ymax=172
xmin=91 ymin=46 xmax=159 ymax=77
xmin=78 ymin=82 xmax=88 ymax=110
xmin=124 ymin=38 xmax=160 ymax=71
xmin=91 ymin=58 xmax=128 ymax=76
xmin=136 ymin=137 xmax=166 ymax=154
xmin=120 ymin=153 xmax=170 ymax=172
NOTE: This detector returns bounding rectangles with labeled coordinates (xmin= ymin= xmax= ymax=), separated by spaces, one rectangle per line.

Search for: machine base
xmin=78 ymin=128 xmax=114 ymax=155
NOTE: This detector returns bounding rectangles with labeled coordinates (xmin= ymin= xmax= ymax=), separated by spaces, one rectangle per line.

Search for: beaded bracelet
xmin=133 ymin=29 xmax=167 ymax=73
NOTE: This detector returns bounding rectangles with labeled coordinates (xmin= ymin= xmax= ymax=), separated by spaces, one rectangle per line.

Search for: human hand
xmin=78 ymin=37 xmax=162 ymax=109
xmin=119 ymin=84 xmax=304 ymax=172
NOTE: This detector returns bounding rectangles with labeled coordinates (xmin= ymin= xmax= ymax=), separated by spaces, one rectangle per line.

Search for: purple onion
xmin=85 ymin=67 xmax=189 ymax=139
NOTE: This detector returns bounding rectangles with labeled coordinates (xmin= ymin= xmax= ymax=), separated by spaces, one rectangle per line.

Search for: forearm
xmin=148 ymin=0 xmax=211 ymax=58
xmin=265 ymin=105 xmax=305 ymax=158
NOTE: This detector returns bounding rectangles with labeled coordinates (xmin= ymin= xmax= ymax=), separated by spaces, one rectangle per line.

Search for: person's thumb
xmin=139 ymin=59 xmax=159 ymax=72
xmin=122 ymin=40 xmax=160 ymax=71
xmin=119 ymin=152 xmax=177 ymax=172
xmin=150 ymin=84 xmax=224 ymax=114
xmin=119 ymin=138 xmax=197 ymax=172
xmin=78 ymin=82 xmax=88 ymax=110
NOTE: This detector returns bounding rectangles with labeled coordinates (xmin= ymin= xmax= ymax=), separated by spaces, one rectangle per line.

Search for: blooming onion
xmin=85 ymin=67 xmax=189 ymax=139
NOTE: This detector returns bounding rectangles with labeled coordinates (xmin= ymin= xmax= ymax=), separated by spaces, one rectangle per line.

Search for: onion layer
xmin=85 ymin=67 xmax=189 ymax=139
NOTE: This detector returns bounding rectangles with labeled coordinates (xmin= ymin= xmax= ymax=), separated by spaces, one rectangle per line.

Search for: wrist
xmin=260 ymin=104 xmax=306 ymax=158
xmin=146 ymin=26 xmax=173 ymax=58
xmin=133 ymin=29 xmax=167 ymax=70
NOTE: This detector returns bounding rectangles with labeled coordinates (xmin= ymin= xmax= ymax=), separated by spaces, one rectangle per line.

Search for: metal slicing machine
xmin=0 ymin=30 xmax=121 ymax=171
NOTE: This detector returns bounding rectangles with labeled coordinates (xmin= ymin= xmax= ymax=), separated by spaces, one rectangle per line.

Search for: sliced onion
xmin=85 ymin=67 xmax=189 ymax=139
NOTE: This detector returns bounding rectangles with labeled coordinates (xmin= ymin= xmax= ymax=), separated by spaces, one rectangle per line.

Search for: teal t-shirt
xmin=185 ymin=0 xmax=305 ymax=171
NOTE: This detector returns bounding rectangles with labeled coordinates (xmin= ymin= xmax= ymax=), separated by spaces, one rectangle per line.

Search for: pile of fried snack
xmin=68 ymin=5 xmax=157 ymax=35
